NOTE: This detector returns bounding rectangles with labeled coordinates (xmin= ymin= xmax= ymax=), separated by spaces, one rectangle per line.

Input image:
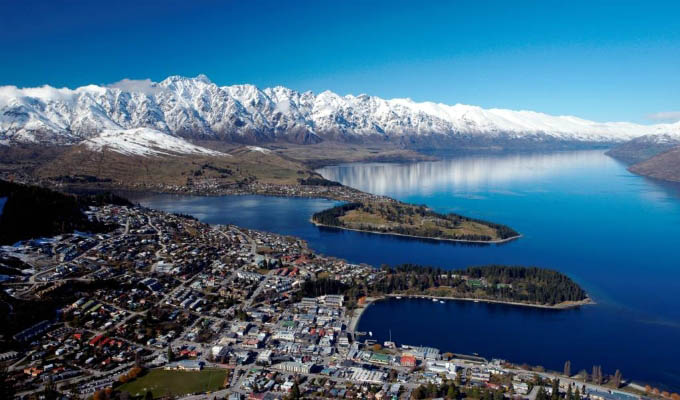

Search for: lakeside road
xmin=310 ymin=219 xmax=522 ymax=244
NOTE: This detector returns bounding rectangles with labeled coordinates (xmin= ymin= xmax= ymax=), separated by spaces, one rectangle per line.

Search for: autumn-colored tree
xmin=645 ymin=385 xmax=652 ymax=394
xmin=653 ymin=388 xmax=661 ymax=395
xmin=669 ymin=393 xmax=680 ymax=400
xmin=662 ymin=391 xmax=671 ymax=398
xmin=372 ymin=344 xmax=382 ymax=352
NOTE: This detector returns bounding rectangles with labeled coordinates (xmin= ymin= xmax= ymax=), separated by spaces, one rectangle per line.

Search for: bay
xmin=136 ymin=150 xmax=680 ymax=390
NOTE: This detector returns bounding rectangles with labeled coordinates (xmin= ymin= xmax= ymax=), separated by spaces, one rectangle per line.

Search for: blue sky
xmin=1 ymin=0 xmax=678 ymax=123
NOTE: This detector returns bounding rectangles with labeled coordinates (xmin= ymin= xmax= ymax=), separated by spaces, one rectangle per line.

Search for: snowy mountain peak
xmin=1 ymin=74 xmax=679 ymax=147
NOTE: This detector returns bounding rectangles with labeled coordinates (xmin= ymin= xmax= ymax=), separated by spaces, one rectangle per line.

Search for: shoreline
xmin=382 ymin=294 xmax=594 ymax=310
xmin=348 ymin=297 xmax=378 ymax=334
xmin=311 ymin=219 xmax=522 ymax=244
xmin=349 ymin=295 xmax=594 ymax=334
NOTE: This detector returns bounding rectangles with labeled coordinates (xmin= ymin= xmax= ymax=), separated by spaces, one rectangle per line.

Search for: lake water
xmin=135 ymin=150 xmax=680 ymax=390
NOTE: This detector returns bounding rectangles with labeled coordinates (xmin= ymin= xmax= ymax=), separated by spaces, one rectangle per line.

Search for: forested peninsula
xmin=301 ymin=264 xmax=590 ymax=309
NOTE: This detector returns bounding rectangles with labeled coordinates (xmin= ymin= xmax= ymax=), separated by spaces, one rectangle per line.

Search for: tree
xmin=574 ymin=387 xmax=581 ymax=400
xmin=145 ymin=390 xmax=154 ymax=400
xmin=447 ymin=383 xmax=459 ymax=400
xmin=592 ymin=365 xmax=602 ymax=385
xmin=564 ymin=360 xmax=572 ymax=377
xmin=455 ymin=372 xmax=462 ymax=386
xmin=551 ymin=379 xmax=560 ymax=400
xmin=566 ymin=384 xmax=573 ymax=400
xmin=43 ymin=376 xmax=58 ymax=400
xmin=536 ymin=387 xmax=548 ymax=400
xmin=612 ymin=369 xmax=622 ymax=388
xmin=287 ymin=381 xmax=302 ymax=400
xmin=167 ymin=346 xmax=174 ymax=362
xmin=0 ymin=369 xmax=15 ymax=400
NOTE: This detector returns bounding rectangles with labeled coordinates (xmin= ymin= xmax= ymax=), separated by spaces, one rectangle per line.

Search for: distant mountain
xmin=606 ymin=124 xmax=680 ymax=164
xmin=2 ymin=74 xmax=678 ymax=149
xmin=629 ymin=146 xmax=680 ymax=183
xmin=32 ymin=127 xmax=318 ymax=190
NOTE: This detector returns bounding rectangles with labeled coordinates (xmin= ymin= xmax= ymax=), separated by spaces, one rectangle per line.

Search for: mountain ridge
xmin=3 ymin=74 xmax=679 ymax=148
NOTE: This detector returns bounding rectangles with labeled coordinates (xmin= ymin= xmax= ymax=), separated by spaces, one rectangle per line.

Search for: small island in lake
xmin=311 ymin=201 xmax=520 ymax=243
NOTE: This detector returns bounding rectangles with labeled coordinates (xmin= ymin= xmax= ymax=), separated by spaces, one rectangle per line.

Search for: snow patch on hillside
xmin=245 ymin=146 xmax=272 ymax=154
xmin=83 ymin=128 xmax=227 ymax=157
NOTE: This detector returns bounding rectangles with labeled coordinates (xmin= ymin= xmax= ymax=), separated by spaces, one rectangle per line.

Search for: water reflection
xmin=318 ymin=150 xmax=615 ymax=196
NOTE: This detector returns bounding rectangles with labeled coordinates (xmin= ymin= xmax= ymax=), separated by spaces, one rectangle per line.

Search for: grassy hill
xmin=629 ymin=146 xmax=680 ymax=182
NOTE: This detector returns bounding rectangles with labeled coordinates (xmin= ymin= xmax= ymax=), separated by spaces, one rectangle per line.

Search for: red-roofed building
xmin=401 ymin=355 xmax=416 ymax=367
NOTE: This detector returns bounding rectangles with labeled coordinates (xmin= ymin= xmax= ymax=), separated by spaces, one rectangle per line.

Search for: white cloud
xmin=106 ymin=78 xmax=165 ymax=95
xmin=646 ymin=111 xmax=680 ymax=122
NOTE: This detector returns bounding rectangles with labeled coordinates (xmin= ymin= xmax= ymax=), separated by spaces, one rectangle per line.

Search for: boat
xmin=439 ymin=300 xmax=444 ymax=304
xmin=474 ymin=300 xmax=480 ymax=303
xmin=396 ymin=296 xmax=402 ymax=299
xmin=432 ymin=298 xmax=438 ymax=302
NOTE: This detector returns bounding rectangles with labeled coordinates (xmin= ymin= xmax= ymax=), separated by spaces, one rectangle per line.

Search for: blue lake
xmin=135 ymin=150 xmax=680 ymax=390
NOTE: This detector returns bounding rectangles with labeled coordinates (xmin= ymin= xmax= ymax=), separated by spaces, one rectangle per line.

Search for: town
xmin=0 ymin=203 xmax=653 ymax=400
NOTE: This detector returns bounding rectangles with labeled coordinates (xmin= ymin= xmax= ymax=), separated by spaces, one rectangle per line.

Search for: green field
xmin=118 ymin=368 xmax=227 ymax=398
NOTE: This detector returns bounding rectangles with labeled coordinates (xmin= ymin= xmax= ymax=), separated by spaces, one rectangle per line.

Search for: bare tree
xmin=613 ymin=369 xmax=623 ymax=388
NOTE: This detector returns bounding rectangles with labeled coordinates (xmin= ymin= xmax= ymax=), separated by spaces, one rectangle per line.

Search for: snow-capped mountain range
xmin=2 ymin=74 xmax=680 ymax=147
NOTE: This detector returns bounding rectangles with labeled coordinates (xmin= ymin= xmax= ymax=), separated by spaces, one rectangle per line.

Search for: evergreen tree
xmin=574 ymin=387 xmax=581 ymax=400
xmin=0 ymin=369 xmax=15 ymax=400
xmin=167 ymin=346 xmax=174 ymax=362
xmin=135 ymin=350 xmax=143 ymax=368
xmin=447 ymin=383 xmax=459 ymax=399
xmin=551 ymin=379 xmax=560 ymax=400
xmin=287 ymin=381 xmax=301 ymax=400
xmin=43 ymin=376 xmax=58 ymax=400
xmin=145 ymin=390 xmax=154 ymax=400
xmin=536 ymin=387 xmax=548 ymax=400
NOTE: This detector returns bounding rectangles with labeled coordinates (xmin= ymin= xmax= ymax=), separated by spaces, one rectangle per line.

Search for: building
xmin=513 ymin=382 xmax=529 ymax=395
xmin=400 ymin=355 xmax=416 ymax=367
xmin=274 ymin=361 xmax=313 ymax=374
xmin=164 ymin=360 xmax=203 ymax=371
xmin=256 ymin=349 xmax=272 ymax=365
